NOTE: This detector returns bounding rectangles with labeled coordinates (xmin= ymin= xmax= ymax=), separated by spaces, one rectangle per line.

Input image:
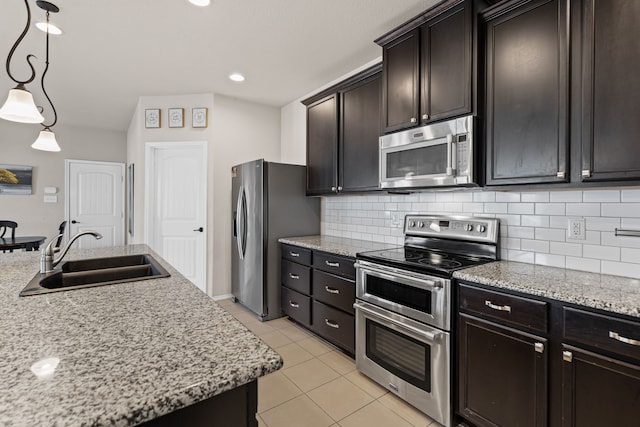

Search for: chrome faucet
xmin=40 ymin=231 xmax=103 ymax=274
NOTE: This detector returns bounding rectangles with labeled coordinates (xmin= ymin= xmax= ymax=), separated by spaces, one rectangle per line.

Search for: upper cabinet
xmin=579 ymin=0 xmax=640 ymax=183
xmin=303 ymin=65 xmax=382 ymax=196
xmin=483 ymin=0 xmax=569 ymax=186
xmin=377 ymin=0 xmax=480 ymax=134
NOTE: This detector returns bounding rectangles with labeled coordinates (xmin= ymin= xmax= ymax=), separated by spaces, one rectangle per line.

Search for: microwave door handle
xmin=446 ymin=134 xmax=456 ymax=176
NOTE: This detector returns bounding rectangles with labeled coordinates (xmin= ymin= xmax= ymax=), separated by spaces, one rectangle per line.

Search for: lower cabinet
xmin=458 ymin=314 xmax=547 ymax=427
xmin=281 ymin=243 xmax=355 ymax=355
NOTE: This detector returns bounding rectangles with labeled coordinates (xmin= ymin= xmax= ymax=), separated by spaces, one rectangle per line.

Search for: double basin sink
xmin=20 ymin=254 xmax=170 ymax=296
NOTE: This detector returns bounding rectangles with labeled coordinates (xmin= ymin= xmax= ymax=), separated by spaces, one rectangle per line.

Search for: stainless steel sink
xmin=20 ymin=254 xmax=170 ymax=296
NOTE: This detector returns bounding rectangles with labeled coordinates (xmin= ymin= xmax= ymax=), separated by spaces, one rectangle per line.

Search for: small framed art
xmin=168 ymin=108 xmax=184 ymax=128
xmin=192 ymin=107 xmax=208 ymax=128
xmin=145 ymin=109 xmax=161 ymax=128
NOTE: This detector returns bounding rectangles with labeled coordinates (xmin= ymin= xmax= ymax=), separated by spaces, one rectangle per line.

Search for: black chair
xmin=0 ymin=220 xmax=18 ymax=253
xmin=55 ymin=221 xmax=67 ymax=249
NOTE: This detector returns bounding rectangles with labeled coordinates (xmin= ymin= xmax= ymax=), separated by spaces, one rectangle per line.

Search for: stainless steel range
xmin=354 ymin=214 xmax=500 ymax=427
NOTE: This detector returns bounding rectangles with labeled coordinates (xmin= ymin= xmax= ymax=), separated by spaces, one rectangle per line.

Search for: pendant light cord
xmin=41 ymin=9 xmax=57 ymax=128
xmin=5 ymin=0 xmax=37 ymax=86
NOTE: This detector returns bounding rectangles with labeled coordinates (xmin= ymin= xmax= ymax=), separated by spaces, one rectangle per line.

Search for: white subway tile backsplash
xmin=550 ymin=191 xmax=582 ymax=203
xmin=535 ymin=203 xmax=566 ymax=216
xmin=583 ymin=190 xmax=620 ymax=203
xmin=583 ymin=244 xmax=620 ymax=261
xmin=535 ymin=253 xmax=566 ymax=268
xmin=566 ymin=203 xmax=601 ymax=217
xmin=321 ymin=188 xmax=640 ymax=279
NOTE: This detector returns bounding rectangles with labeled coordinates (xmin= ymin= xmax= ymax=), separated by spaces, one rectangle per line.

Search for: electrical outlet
xmin=567 ymin=218 xmax=585 ymax=240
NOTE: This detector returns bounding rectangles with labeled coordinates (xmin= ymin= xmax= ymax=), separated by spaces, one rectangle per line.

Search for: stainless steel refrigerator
xmin=231 ymin=159 xmax=320 ymax=321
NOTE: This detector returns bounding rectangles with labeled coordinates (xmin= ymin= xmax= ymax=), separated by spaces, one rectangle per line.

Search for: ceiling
xmin=1 ymin=0 xmax=438 ymax=132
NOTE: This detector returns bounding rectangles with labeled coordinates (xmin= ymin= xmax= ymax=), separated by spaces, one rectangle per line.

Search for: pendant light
xmin=0 ymin=0 xmax=44 ymax=124
xmin=31 ymin=1 xmax=61 ymax=152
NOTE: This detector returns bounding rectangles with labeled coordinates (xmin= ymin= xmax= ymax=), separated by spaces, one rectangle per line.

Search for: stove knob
xmin=418 ymin=221 xmax=425 ymax=228
xmin=479 ymin=225 xmax=487 ymax=233
xmin=409 ymin=221 xmax=416 ymax=228
xmin=465 ymin=224 xmax=474 ymax=232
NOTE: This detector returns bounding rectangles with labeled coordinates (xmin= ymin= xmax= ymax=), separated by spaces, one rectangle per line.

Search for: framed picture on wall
xmin=145 ymin=109 xmax=161 ymax=128
xmin=168 ymin=108 xmax=184 ymax=128
xmin=192 ymin=107 xmax=208 ymax=128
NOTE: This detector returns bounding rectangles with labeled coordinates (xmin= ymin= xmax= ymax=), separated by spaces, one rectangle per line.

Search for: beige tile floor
xmin=217 ymin=298 xmax=439 ymax=427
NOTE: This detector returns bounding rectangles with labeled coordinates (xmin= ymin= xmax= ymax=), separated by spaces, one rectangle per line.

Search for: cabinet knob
xmin=331 ymin=186 xmax=337 ymax=192
xmin=534 ymin=342 xmax=544 ymax=353
xmin=422 ymin=114 xmax=429 ymax=120
xmin=337 ymin=186 xmax=342 ymax=191
xmin=410 ymin=117 xmax=417 ymax=123
xmin=563 ymin=351 xmax=573 ymax=362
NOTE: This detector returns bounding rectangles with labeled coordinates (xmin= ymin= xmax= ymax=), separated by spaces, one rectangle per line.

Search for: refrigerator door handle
xmin=236 ymin=186 xmax=247 ymax=260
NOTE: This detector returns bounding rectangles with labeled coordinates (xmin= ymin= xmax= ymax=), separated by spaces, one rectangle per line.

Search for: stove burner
xmin=417 ymin=257 xmax=462 ymax=269
xmin=377 ymin=250 xmax=421 ymax=261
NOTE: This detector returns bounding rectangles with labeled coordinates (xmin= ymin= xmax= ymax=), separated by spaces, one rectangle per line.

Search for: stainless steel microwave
xmin=379 ymin=115 xmax=477 ymax=190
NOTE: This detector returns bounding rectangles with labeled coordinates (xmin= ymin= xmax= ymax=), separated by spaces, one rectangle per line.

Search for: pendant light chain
xmin=5 ymin=0 xmax=37 ymax=87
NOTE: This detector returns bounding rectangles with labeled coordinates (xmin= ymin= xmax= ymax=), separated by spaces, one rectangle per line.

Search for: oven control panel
xmin=404 ymin=215 xmax=499 ymax=244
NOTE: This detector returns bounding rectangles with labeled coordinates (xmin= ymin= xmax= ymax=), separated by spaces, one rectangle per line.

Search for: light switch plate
xmin=44 ymin=186 xmax=57 ymax=194
xmin=44 ymin=195 xmax=58 ymax=203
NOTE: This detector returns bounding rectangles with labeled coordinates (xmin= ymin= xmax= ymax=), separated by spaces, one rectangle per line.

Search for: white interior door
xmin=145 ymin=142 xmax=207 ymax=293
xmin=66 ymin=160 xmax=125 ymax=248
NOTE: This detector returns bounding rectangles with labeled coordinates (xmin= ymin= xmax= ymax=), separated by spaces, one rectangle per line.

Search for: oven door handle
xmin=354 ymin=301 xmax=441 ymax=343
xmin=354 ymin=262 xmax=443 ymax=290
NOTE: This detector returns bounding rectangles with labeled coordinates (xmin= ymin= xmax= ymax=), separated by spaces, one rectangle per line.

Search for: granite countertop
xmin=278 ymin=235 xmax=396 ymax=258
xmin=0 ymin=244 xmax=282 ymax=426
xmin=454 ymin=261 xmax=640 ymax=319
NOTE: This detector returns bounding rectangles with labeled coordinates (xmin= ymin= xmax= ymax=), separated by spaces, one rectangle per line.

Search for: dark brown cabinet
xmin=458 ymin=284 xmax=548 ymax=427
xmin=377 ymin=0 xmax=478 ymax=134
xmin=304 ymin=65 xmax=381 ymax=196
xmin=561 ymin=307 xmax=640 ymax=426
xmin=280 ymin=243 xmax=356 ymax=355
xmin=579 ymin=0 xmax=640 ymax=183
xmin=484 ymin=0 xmax=569 ymax=186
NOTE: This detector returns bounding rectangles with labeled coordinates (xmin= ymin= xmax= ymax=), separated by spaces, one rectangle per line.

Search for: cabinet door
xmin=307 ymin=94 xmax=338 ymax=195
xmin=458 ymin=314 xmax=548 ymax=427
xmin=421 ymin=0 xmax=472 ymax=124
xmin=484 ymin=0 xmax=569 ymax=185
xmin=580 ymin=0 xmax=640 ymax=182
xmin=339 ymin=72 xmax=381 ymax=192
xmin=382 ymin=29 xmax=420 ymax=133
xmin=561 ymin=345 xmax=640 ymax=427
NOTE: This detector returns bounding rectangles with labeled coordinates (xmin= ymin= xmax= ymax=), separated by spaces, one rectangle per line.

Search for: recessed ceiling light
xmin=35 ymin=21 xmax=63 ymax=35
xmin=229 ymin=73 xmax=245 ymax=82
xmin=189 ymin=0 xmax=211 ymax=6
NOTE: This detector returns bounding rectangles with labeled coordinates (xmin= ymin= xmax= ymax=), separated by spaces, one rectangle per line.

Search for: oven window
xmin=366 ymin=275 xmax=432 ymax=314
xmin=366 ymin=320 xmax=431 ymax=392
xmin=386 ymin=143 xmax=447 ymax=179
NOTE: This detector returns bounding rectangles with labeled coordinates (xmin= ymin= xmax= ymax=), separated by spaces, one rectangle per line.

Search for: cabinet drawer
xmin=459 ymin=283 xmax=548 ymax=333
xmin=563 ymin=307 xmax=640 ymax=362
xmin=312 ymin=300 xmax=355 ymax=354
xmin=281 ymin=244 xmax=312 ymax=265
xmin=312 ymin=270 xmax=355 ymax=314
xmin=282 ymin=286 xmax=311 ymax=327
xmin=281 ymin=259 xmax=311 ymax=295
xmin=313 ymin=252 xmax=355 ymax=280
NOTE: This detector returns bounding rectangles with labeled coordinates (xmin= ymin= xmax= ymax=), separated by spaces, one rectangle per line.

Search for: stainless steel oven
xmin=354 ymin=215 xmax=500 ymax=427
xmin=379 ymin=115 xmax=476 ymax=190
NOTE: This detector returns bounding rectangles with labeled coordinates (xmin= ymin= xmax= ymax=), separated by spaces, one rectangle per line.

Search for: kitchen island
xmin=0 ymin=244 xmax=282 ymax=426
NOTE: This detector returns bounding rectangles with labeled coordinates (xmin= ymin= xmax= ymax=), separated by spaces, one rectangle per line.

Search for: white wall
xmin=127 ymin=93 xmax=281 ymax=297
xmin=0 ymin=120 xmax=126 ymax=238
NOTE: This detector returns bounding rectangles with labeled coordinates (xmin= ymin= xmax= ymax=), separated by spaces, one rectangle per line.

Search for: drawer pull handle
xmin=485 ymin=300 xmax=511 ymax=313
xmin=324 ymin=286 xmax=340 ymax=295
xmin=290 ymin=251 xmax=300 ymax=257
xmin=289 ymin=301 xmax=300 ymax=308
xmin=325 ymin=260 xmax=340 ymax=268
xmin=609 ymin=331 xmax=640 ymax=346
xmin=289 ymin=273 xmax=300 ymax=280
xmin=325 ymin=319 xmax=340 ymax=329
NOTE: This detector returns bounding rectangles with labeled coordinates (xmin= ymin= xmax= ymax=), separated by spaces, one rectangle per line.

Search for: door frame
xmin=64 ymin=159 xmax=126 ymax=243
xmin=144 ymin=141 xmax=208 ymax=285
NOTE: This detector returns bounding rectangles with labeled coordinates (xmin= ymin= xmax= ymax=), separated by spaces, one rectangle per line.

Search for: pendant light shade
xmin=31 ymin=127 xmax=60 ymax=152
xmin=0 ymin=85 xmax=44 ymax=123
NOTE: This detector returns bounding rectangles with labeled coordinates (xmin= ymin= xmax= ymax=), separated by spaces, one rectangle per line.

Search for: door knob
xmin=71 ymin=220 xmax=79 ymax=224
xmin=193 ymin=227 xmax=204 ymax=232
